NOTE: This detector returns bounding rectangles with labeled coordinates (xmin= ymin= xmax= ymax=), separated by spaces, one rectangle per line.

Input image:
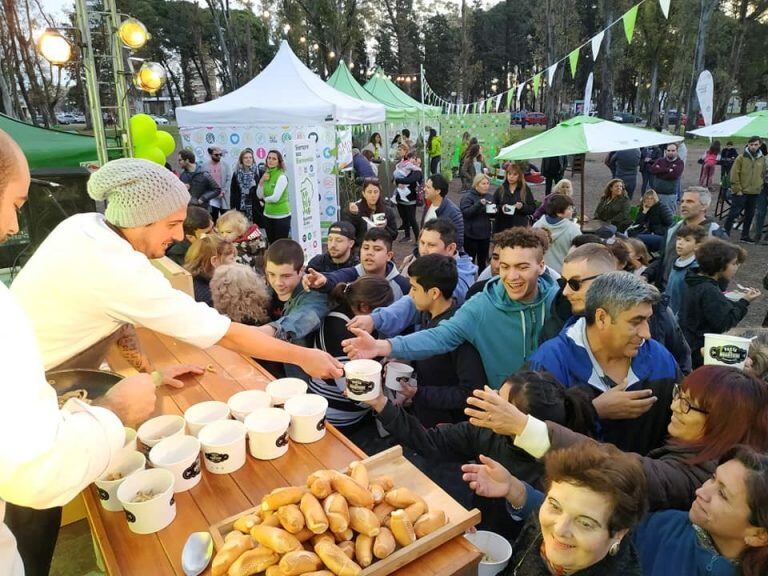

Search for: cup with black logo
xmin=117 ymin=468 xmax=176 ymax=534
xmin=285 ymin=394 xmax=328 ymax=444
xmin=94 ymin=450 xmax=146 ymax=512
xmin=244 ymin=407 xmax=291 ymax=460
xmin=344 ymin=359 xmax=382 ymax=401
xmin=198 ymin=419 xmax=247 ymax=474
xmin=149 ymin=435 xmax=202 ymax=492
xmin=703 ymin=333 xmax=751 ymax=369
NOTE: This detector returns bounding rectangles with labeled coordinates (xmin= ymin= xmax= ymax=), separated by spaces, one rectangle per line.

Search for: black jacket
xmin=230 ymin=168 xmax=263 ymax=224
xmin=681 ymin=272 xmax=749 ymax=368
xmin=411 ymin=305 xmax=488 ymax=427
xmin=459 ymin=188 xmax=493 ymax=240
xmin=394 ymin=169 xmax=422 ymax=204
xmin=631 ymin=202 xmax=674 ymax=236
xmin=375 ymin=401 xmax=544 ymax=542
xmin=343 ymin=199 xmax=399 ymax=245
xmin=306 ymin=252 xmax=359 ymax=274
xmin=180 ymin=167 xmax=220 ymax=208
xmin=166 ymin=239 xmax=190 ymax=266
xmin=493 ymin=183 xmax=536 ymax=231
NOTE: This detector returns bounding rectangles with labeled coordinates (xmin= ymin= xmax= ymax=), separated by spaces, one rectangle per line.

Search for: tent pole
xmin=581 ymin=161 xmax=586 ymax=225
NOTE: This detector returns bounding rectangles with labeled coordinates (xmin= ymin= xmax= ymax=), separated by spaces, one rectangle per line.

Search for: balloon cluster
xmin=129 ymin=113 xmax=176 ymax=165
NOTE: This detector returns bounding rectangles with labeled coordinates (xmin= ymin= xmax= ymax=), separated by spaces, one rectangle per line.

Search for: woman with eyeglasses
xmin=465 ymin=365 xmax=768 ymax=512
xmin=345 ymin=177 xmax=398 ymax=245
xmin=593 ymin=178 xmax=632 ymax=232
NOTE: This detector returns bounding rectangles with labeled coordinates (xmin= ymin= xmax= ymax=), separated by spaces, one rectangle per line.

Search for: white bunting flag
xmin=591 ymin=31 xmax=604 ymax=60
xmin=547 ymin=63 xmax=557 ymax=86
xmin=659 ymin=0 xmax=670 ymax=18
xmin=495 ymin=94 xmax=502 ymax=112
xmin=516 ymin=83 xmax=524 ymax=107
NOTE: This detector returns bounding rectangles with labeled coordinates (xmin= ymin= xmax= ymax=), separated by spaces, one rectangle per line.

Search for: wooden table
xmin=84 ymin=329 xmax=482 ymax=576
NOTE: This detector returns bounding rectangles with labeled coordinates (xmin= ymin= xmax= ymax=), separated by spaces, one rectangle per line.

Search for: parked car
xmin=666 ymin=110 xmax=688 ymax=126
xmin=151 ymin=115 xmax=169 ymax=125
xmin=525 ymin=112 xmax=547 ymax=125
xmin=613 ymin=112 xmax=643 ymax=124
xmin=71 ymin=113 xmax=86 ymax=123
xmin=55 ymin=113 xmax=73 ymax=125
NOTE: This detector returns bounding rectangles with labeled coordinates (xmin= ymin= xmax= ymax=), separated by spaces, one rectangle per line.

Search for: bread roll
xmin=323 ymin=493 xmax=350 ymax=534
xmin=294 ymin=527 xmax=315 ymax=542
xmin=348 ymin=461 xmax=368 ymax=489
xmin=265 ymin=565 xmax=281 ymax=576
xmin=414 ymin=510 xmax=447 ymax=538
xmin=232 ymin=513 xmax=261 ymax=534
xmin=389 ymin=509 xmax=416 ymax=547
xmin=301 ymin=493 xmax=329 ymax=534
xmin=313 ymin=539 xmax=362 ymax=576
xmin=372 ymin=502 xmax=395 ymax=524
xmin=384 ymin=487 xmax=420 ymax=509
xmin=354 ymin=534 xmax=374 ymax=568
xmin=333 ymin=528 xmax=354 ymax=543
xmin=277 ymin=550 xmax=322 ymax=576
xmin=370 ymin=475 xmax=394 ymax=492
xmin=299 ymin=572 xmax=335 ymax=576
xmin=372 ymin=527 xmax=396 ymax=559
xmin=404 ymin=500 xmax=427 ymax=524
xmin=311 ymin=532 xmax=335 ymax=547
xmin=261 ymin=510 xmax=282 ymax=528
xmin=330 ymin=474 xmax=374 ymax=509
xmin=338 ymin=540 xmax=355 ymax=560
xmin=250 ymin=525 xmax=303 ymax=554
xmin=262 ymin=487 xmax=308 ymax=511
xmin=348 ymin=507 xmax=380 ymax=537
xmin=310 ymin=477 xmax=333 ymax=499
xmin=226 ymin=547 xmax=279 ymax=576
xmin=368 ymin=483 xmax=385 ymax=504
xmin=278 ymin=504 xmax=306 ymax=534
xmin=212 ymin=532 xmax=253 ymax=576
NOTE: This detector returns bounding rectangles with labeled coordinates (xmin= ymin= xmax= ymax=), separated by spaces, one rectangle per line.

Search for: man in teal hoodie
xmin=342 ymin=227 xmax=559 ymax=388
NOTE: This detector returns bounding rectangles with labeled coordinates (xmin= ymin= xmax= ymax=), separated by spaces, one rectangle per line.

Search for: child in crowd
xmin=183 ymin=235 xmax=235 ymax=306
xmin=308 ymin=275 xmax=395 ymax=454
xmin=624 ymin=237 xmax=652 ymax=277
xmin=215 ymin=209 xmax=266 ymax=271
xmin=165 ymin=206 xmax=213 ymax=265
xmin=665 ymin=224 xmax=707 ymax=317
xmin=210 ymin=263 xmax=271 ymax=325
xmin=681 ymin=237 xmax=761 ymax=368
xmin=532 ymin=194 xmax=580 ymax=273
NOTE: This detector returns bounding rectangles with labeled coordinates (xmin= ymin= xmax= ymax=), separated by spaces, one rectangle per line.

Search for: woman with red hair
xmin=465 ymin=365 xmax=768 ymax=511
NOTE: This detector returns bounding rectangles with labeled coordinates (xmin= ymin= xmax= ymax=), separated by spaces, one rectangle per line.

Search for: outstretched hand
xmin=341 ymin=327 xmax=390 ymax=360
xmin=464 ymin=386 xmax=528 ymax=436
xmin=461 ymin=455 xmax=516 ymax=499
xmin=302 ymin=268 xmax=327 ymax=291
xmin=156 ymin=364 xmax=204 ymax=389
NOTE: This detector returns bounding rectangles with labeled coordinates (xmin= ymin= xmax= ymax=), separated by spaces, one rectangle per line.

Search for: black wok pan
xmin=46 ymin=368 xmax=123 ymax=402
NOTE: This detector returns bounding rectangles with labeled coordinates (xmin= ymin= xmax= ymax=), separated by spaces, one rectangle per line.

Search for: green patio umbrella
xmin=689 ymin=110 xmax=768 ymax=139
xmin=496 ymin=115 xmax=683 ymax=221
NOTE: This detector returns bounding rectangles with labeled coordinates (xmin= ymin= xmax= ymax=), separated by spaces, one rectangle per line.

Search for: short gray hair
xmin=683 ymin=186 xmax=712 ymax=208
xmin=585 ymin=271 xmax=660 ymax=324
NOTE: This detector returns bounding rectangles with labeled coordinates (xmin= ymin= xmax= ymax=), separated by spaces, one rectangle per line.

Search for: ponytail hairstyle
xmin=329 ymin=275 xmax=395 ymax=315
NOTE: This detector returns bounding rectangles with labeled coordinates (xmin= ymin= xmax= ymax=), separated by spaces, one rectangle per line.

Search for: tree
xmin=373 ymin=29 xmax=398 ymax=75
xmin=422 ymin=14 xmax=459 ymax=98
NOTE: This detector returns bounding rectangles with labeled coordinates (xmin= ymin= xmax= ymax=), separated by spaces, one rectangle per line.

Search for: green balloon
xmin=155 ymin=130 xmax=176 ymax=157
xmin=134 ymin=145 xmax=165 ymax=165
xmin=130 ymin=114 xmax=157 ymax=146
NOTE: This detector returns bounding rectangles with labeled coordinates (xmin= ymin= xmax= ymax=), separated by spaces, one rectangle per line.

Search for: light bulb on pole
xmin=134 ymin=61 xmax=167 ymax=93
xmin=37 ymin=29 xmax=73 ymax=65
xmin=118 ymin=18 xmax=148 ymax=50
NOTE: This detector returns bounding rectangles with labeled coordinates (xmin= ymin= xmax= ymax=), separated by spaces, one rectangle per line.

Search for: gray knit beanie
xmin=87 ymin=158 xmax=190 ymax=227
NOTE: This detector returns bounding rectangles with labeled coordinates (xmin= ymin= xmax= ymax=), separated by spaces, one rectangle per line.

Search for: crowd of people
xmin=1 ymin=120 xmax=768 ymax=576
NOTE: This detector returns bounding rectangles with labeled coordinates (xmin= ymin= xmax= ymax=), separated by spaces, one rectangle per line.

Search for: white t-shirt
xmin=11 ymin=213 xmax=232 ymax=370
xmin=0 ymin=283 xmax=124 ymax=576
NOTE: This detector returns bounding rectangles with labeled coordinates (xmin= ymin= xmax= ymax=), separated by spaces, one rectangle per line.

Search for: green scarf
xmin=263 ymin=167 xmax=289 ymax=217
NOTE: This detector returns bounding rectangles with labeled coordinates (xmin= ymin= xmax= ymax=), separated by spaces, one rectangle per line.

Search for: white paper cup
xmin=245 ymin=408 xmax=291 ymax=460
xmin=149 ymin=435 xmax=202 ymax=493
xmin=137 ymin=415 xmax=186 ymax=456
xmin=228 ymin=390 xmax=272 ymax=421
xmin=344 ymin=359 xmax=382 ymax=401
xmin=485 ymin=203 xmax=497 ymax=214
xmin=464 ymin=530 xmax=513 ymax=576
xmin=703 ymin=333 xmax=751 ymax=369
xmin=198 ymin=419 xmax=247 ymax=474
xmin=372 ymin=212 xmax=386 ymax=225
xmin=266 ymin=378 xmax=308 ymax=407
xmin=385 ymin=362 xmax=415 ymax=392
xmin=502 ymin=204 xmax=516 ymax=216
xmin=285 ymin=395 xmax=328 ymax=444
xmin=94 ymin=450 xmax=146 ymax=512
xmin=184 ymin=401 xmax=231 ymax=437
xmin=117 ymin=468 xmax=176 ymax=535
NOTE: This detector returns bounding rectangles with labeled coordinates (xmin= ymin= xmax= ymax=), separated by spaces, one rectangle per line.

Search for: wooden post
xmin=571 ymin=153 xmax=586 ymax=223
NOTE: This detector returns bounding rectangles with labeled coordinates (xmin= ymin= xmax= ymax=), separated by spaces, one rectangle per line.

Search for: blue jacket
xmin=319 ymin=261 xmax=410 ymax=301
xmin=270 ymin=283 xmax=328 ymax=344
xmin=371 ymin=253 xmax=478 ymax=337
xmin=527 ymin=318 xmax=679 ymax=455
xmin=632 ymin=510 xmax=736 ymax=576
xmin=389 ymin=274 xmax=559 ymax=388
xmin=434 ymin=198 xmax=465 ymax=250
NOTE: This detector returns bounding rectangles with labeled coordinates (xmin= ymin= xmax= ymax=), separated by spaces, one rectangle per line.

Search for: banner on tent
xmin=179 ymin=124 xmax=339 ymax=237
xmin=337 ymin=127 xmax=353 ymax=171
xmin=287 ymin=139 xmax=322 ymax=261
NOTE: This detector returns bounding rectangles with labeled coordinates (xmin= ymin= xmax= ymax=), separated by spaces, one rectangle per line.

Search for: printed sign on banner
xmin=337 ymin=127 xmax=353 ymax=171
xmin=287 ymin=139 xmax=322 ymax=261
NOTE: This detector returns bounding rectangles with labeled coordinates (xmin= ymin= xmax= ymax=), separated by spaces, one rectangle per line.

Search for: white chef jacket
xmin=11 ymin=213 xmax=231 ymax=370
xmin=0 ymin=282 xmax=124 ymax=576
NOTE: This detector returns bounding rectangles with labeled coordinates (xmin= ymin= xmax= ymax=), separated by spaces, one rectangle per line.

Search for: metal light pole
xmin=108 ymin=0 xmax=133 ymax=155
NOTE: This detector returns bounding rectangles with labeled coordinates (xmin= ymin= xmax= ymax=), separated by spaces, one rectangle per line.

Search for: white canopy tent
xmin=176 ymin=41 xmax=386 ymax=126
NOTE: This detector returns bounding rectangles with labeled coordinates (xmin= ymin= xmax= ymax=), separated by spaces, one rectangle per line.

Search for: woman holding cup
xmin=460 ymin=173 xmax=494 ymax=270
xmin=492 ymin=162 xmax=536 ymax=232
xmin=344 ymin=177 xmax=398 ymax=245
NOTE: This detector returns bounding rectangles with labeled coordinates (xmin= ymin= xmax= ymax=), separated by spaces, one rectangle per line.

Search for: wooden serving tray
xmin=209 ymin=445 xmax=481 ymax=575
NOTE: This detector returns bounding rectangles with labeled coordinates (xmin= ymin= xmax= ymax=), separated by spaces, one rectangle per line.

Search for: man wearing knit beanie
xmin=12 ymin=157 xmax=342 ymax=385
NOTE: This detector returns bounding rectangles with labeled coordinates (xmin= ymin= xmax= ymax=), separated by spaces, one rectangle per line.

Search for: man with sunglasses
xmin=202 ymin=146 xmax=232 ymax=221
xmin=528 ymin=271 xmax=680 ymax=456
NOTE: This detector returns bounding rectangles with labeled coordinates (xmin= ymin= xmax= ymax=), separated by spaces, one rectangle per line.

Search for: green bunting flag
xmin=506 ymin=89 xmax=514 ymax=109
xmin=623 ymin=5 xmax=638 ymax=44
xmin=532 ymin=73 xmax=541 ymax=95
xmin=569 ymin=48 xmax=579 ymax=78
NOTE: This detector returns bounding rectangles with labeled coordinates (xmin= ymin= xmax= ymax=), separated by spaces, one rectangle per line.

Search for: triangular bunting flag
xmin=495 ymin=94 xmax=502 ymax=112
xmin=464 ymin=104 xmax=470 ymax=114
xmin=659 ymin=0 xmax=670 ymax=18
xmin=547 ymin=64 xmax=557 ymax=87
xmin=569 ymin=48 xmax=579 ymax=78
xmin=532 ymin=74 xmax=541 ymax=95
xmin=516 ymin=83 xmax=524 ymax=107
xmin=623 ymin=5 xmax=638 ymax=44
xmin=506 ymin=89 xmax=514 ymax=109
xmin=591 ymin=31 xmax=604 ymax=60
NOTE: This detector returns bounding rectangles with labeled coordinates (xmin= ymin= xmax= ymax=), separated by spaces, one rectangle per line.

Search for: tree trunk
xmin=598 ymin=1 xmax=614 ymax=118
xmin=648 ymin=59 xmax=660 ymax=128
xmin=685 ymin=0 xmax=718 ymax=131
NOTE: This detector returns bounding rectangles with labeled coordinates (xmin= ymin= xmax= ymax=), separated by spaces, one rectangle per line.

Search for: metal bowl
xmin=46 ymin=368 xmax=123 ymax=401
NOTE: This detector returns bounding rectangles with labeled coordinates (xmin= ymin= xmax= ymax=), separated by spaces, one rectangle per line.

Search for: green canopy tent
xmin=363 ymin=69 xmax=441 ymax=118
xmin=0 ymin=113 xmax=103 ymax=170
xmin=327 ymin=61 xmax=411 ymax=121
